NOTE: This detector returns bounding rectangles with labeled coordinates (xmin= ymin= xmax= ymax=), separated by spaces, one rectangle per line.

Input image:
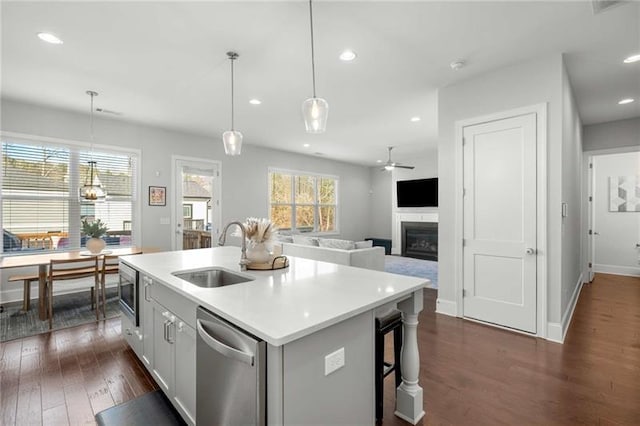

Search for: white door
xmin=463 ymin=113 xmax=537 ymax=333
xmin=173 ymin=157 xmax=221 ymax=251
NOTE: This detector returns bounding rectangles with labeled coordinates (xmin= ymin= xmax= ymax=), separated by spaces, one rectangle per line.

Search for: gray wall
xmin=560 ymin=59 xmax=584 ymax=319
xmin=438 ymin=55 xmax=565 ymax=324
xmin=0 ymin=99 xmax=372 ymax=249
xmin=368 ymin=167 xmax=392 ymax=240
xmin=583 ymin=117 xmax=640 ymax=152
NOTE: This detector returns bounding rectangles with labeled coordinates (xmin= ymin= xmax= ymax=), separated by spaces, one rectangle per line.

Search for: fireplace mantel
xmin=392 ymin=212 xmax=438 ymax=255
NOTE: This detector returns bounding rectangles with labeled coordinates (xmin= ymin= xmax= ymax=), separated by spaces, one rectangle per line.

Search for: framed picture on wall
xmin=183 ymin=204 xmax=193 ymax=219
xmin=149 ymin=186 xmax=166 ymax=206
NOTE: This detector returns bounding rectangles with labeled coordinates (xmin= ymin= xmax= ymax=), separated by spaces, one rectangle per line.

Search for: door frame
xmin=583 ymin=145 xmax=640 ymax=281
xmin=454 ymin=103 xmax=548 ymax=338
xmin=170 ymin=155 xmax=222 ymax=251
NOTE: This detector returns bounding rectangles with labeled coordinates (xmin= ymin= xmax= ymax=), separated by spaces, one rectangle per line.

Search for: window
xmin=269 ymin=169 xmax=338 ymax=233
xmin=1 ymin=137 xmax=138 ymax=253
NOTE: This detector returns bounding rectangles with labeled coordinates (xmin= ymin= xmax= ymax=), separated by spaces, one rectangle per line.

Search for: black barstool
xmin=375 ymin=309 xmax=403 ymax=423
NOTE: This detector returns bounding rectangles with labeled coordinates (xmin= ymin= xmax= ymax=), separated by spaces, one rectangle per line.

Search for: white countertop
xmin=122 ymin=246 xmax=428 ymax=346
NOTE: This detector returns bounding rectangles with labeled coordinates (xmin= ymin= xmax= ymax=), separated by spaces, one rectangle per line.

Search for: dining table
xmin=0 ymin=246 xmax=157 ymax=320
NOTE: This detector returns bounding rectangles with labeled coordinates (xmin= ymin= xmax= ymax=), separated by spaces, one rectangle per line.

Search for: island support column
xmin=395 ymin=288 xmax=424 ymax=424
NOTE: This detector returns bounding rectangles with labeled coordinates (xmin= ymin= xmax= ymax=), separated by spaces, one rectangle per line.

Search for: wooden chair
xmin=100 ymin=251 xmax=142 ymax=318
xmin=183 ymin=231 xmax=200 ymax=250
xmin=47 ymin=257 xmax=100 ymax=329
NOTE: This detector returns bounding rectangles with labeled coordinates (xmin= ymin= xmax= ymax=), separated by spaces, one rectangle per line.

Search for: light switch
xmin=160 ymin=217 xmax=170 ymax=225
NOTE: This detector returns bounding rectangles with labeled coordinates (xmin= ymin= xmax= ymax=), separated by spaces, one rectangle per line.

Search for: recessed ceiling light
xmin=37 ymin=32 xmax=63 ymax=45
xmin=376 ymin=160 xmax=382 ymax=163
xmin=303 ymin=143 xmax=310 ymax=148
xmin=249 ymin=99 xmax=261 ymax=105
xmin=623 ymin=54 xmax=640 ymax=64
xmin=339 ymin=50 xmax=357 ymax=61
xmin=410 ymin=116 xmax=421 ymax=122
xmin=618 ymin=98 xmax=635 ymax=105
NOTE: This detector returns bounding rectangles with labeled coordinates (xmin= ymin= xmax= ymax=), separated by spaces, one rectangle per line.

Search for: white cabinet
xmin=121 ymin=312 xmax=142 ymax=355
xmin=141 ymin=274 xmax=154 ymax=369
xmin=148 ymin=296 xmax=196 ymax=425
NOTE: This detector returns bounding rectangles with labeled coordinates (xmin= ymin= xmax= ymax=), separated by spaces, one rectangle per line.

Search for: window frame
xmin=268 ymin=167 xmax=339 ymax=235
xmin=1 ymin=131 xmax=142 ymax=255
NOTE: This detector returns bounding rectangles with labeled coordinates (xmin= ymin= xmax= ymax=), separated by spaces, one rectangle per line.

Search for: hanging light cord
xmin=309 ymin=0 xmax=317 ymax=98
xmin=230 ymin=55 xmax=235 ymax=130
xmin=89 ymin=91 xmax=94 ymax=162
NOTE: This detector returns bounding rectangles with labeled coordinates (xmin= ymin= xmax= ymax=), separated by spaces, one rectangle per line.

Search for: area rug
xmin=0 ymin=288 xmax=120 ymax=342
xmin=384 ymin=255 xmax=438 ymax=289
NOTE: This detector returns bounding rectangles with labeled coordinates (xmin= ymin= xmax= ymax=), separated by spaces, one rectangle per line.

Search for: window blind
xmin=1 ymin=139 xmax=138 ymax=253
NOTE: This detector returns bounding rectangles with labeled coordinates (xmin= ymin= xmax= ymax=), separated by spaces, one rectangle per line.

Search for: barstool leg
xmin=375 ymin=319 xmax=383 ymax=423
xmin=393 ymin=324 xmax=403 ymax=388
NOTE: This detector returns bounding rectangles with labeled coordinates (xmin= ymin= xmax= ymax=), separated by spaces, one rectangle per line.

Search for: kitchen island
xmin=120 ymin=246 xmax=427 ymax=425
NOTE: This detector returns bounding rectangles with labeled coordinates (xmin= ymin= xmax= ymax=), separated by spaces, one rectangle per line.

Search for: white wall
xmin=583 ymin=117 xmax=640 ymax=151
xmin=0 ymin=98 xmax=372 ymax=302
xmin=438 ymin=55 xmax=565 ymax=324
xmin=592 ymin=151 xmax=640 ymax=276
xmin=368 ymin=167 xmax=392 ymax=240
xmin=560 ymin=59 xmax=584 ymax=320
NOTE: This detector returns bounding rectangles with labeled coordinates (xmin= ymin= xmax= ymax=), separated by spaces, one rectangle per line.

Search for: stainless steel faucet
xmin=218 ymin=221 xmax=250 ymax=271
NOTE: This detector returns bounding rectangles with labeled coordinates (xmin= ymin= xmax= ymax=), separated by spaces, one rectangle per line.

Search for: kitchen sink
xmin=172 ymin=268 xmax=255 ymax=288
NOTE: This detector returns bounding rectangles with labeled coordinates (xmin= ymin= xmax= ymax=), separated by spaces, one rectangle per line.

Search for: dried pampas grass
xmin=243 ymin=217 xmax=277 ymax=243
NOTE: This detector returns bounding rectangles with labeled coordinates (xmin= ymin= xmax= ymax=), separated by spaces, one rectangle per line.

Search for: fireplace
xmin=401 ymin=221 xmax=438 ymax=261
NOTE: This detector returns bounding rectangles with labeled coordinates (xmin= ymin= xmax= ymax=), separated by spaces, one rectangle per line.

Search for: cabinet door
xmin=151 ymin=300 xmax=174 ymax=393
xmin=173 ymin=320 xmax=196 ymax=425
xmin=141 ymin=276 xmax=154 ymax=369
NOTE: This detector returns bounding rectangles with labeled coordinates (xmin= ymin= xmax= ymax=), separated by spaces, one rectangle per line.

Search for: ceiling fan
xmin=381 ymin=146 xmax=415 ymax=171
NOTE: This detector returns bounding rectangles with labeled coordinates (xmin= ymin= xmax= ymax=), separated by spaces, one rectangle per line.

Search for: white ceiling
xmin=2 ymin=1 xmax=639 ymax=166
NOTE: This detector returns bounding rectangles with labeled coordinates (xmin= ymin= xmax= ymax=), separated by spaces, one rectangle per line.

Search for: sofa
xmin=280 ymin=236 xmax=385 ymax=271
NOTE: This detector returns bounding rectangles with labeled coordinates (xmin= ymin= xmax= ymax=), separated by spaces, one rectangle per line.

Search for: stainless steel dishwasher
xmin=196 ymin=306 xmax=266 ymax=425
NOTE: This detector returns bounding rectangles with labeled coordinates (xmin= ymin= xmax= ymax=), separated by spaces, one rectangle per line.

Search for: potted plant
xmin=243 ymin=217 xmax=277 ymax=264
xmin=81 ymin=218 xmax=109 ymax=254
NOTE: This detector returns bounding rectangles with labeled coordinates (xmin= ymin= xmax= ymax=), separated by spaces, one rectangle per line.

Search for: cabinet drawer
xmin=149 ymin=281 xmax=197 ymax=328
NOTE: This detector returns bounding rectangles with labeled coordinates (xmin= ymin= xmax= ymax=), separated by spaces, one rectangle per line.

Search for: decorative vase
xmin=246 ymin=241 xmax=271 ymax=264
xmin=86 ymin=237 xmax=106 ymax=254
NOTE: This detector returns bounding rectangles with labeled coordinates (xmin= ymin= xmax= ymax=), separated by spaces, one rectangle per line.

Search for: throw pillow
xmin=292 ymin=235 xmax=319 ymax=246
xmin=355 ymin=240 xmax=373 ymax=249
xmin=276 ymin=234 xmax=294 ymax=243
xmin=318 ymin=238 xmax=356 ymax=250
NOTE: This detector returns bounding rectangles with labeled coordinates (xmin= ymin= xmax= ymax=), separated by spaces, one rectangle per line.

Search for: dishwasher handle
xmin=196 ymin=319 xmax=255 ymax=366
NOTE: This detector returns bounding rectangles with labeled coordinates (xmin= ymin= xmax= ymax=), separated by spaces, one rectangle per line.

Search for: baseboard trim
xmin=435 ymin=298 xmax=457 ymax=317
xmin=594 ymin=264 xmax=640 ymax=277
xmin=547 ymin=273 xmax=584 ymax=344
xmin=547 ymin=322 xmax=563 ymax=343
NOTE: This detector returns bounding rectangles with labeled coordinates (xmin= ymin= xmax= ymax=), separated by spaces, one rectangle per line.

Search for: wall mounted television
xmin=396 ymin=178 xmax=438 ymax=207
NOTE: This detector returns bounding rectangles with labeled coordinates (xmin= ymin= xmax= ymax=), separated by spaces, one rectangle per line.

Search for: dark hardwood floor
xmin=382 ymin=273 xmax=640 ymax=425
xmin=0 ymin=317 xmax=157 ymax=425
xmin=1 ymin=272 xmax=638 ymax=425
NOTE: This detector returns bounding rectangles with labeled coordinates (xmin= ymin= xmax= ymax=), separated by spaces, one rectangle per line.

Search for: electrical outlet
xmin=324 ymin=347 xmax=345 ymax=376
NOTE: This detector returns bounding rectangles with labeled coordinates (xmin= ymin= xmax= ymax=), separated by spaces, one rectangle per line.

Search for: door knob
xmin=525 ymin=248 xmax=536 ymax=255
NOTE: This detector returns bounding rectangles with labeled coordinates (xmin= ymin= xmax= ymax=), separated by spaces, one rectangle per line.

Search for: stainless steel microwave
xmin=119 ymin=262 xmax=139 ymax=326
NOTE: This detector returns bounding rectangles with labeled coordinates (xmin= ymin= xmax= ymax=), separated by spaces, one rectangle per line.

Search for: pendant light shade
xmin=79 ymin=91 xmax=107 ymax=203
xmin=222 ymin=130 xmax=243 ymax=156
xmin=302 ymin=0 xmax=328 ymax=133
xmin=302 ymin=97 xmax=328 ymax=133
xmin=79 ymin=160 xmax=107 ymax=201
xmin=223 ymin=51 xmax=242 ymax=156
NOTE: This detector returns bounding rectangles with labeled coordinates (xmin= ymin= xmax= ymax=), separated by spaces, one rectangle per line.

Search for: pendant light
xmin=222 ymin=51 xmax=243 ymax=156
xmin=79 ymin=90 xmax=107 ymax=202
xmin=302 ymin=0 xmax=328 ymax=134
